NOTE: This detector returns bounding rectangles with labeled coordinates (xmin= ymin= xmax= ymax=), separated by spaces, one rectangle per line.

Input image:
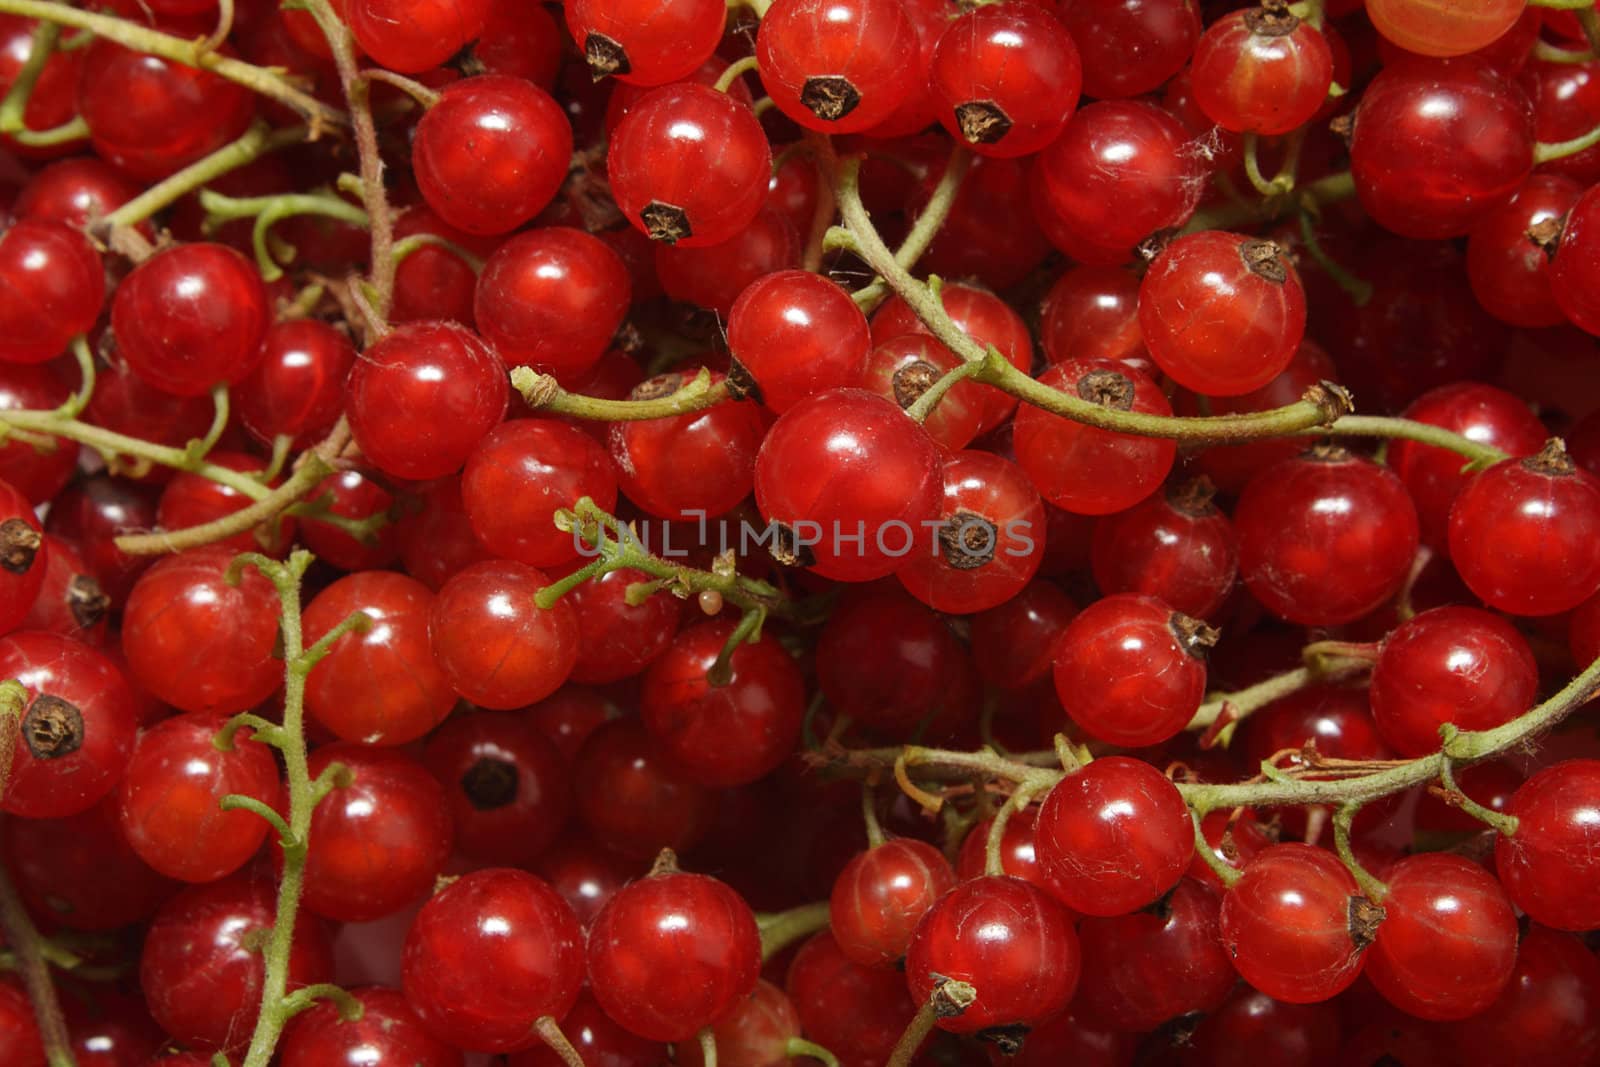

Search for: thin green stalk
xmin=0 ymin=857 xmax=74 ymax=1067
xmin=534 ymin=1017 xmax=587 ymax=1067
xmin=114 ymin=449 xmax=335 ymax=555
xmin=787 ymin=1038 xmax=841 ymax=1067
xmin=184 ymin=386 xmax=231 ymax=465
xmin=1332 ymin=804 xmax=1387 ymax=900
xmin=1182 ymin=169 xmax=1357 ymax=236
xmin=0 ymin=20 xmax=58 ymax=134
xmin=851 ymin=142 xmax=972 ymax=314
xmin=199 ymin=190 xmax=370 ymax=282
xmin=1436 ymin=738 xmax=1520 ymax=836
xmin=1310 ymin=416 xmax=1509 ymax=468
xmin=0 ymin=681 xmax=23 ymax=811
xmin=984 ymin=784 xmax=1038 ymax=877
xmin=1298 ymin=212 xmax=1373 ymax=305
xmin=104 ymin=123 xmax=310 ymax=229
xmin=0 ymin=0 xmax=343 ymax=129
xmin=513 ymin=365 xmax=734 ymax=422
xmin=757 ymin=902 xmax=830 ymax=962
xmin=1190 ymin=808 xmax=1242 ymax=887
xmin=713 ymin=55 xmax=759 ymax=93
xmin=904 ymin=358 xmax=982 ymax=423
xmin=1529 ymin=0 xmax=1596 ymax=9
xmin=1242 ymin=133 xmax=1286 ymax=197
xmin=698 ymin=1028 xmax=718 ymax=1067
xmin=1534 ymin=120 xmax=1600 ymax=165
xmin=225 ymin=551 xmax=363 ymax=1067
xmin=886 ymin=980 xmax=975 ymax=1067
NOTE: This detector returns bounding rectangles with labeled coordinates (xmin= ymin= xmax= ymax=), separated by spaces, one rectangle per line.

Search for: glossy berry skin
xmin=43 ymin=476 xmax=157 ymax=611
xmin=1055 ymin=0 xmax=1197 ymax=99
xmin=656 ymin=206 xmax=800 ymax=318
xmin=860 ymin=333 xmax=985 ymax=451
xmin=1012 ymin=358 xmax=1177 ymax=515
xmin=727 ymin=271 xmax=871 ymax=413
xmin=755 ymin=389 xmax=943 ymax=582
xmin=281 ymin=987 xmax=463 ymax=1067
xmin=1449 ymin=925 xmax=1600 ymax=1067
xmin=1467 ymin=173 xmax=1585 ymax=328
xmin=565 ymin=0 xmax=724 ymax=85
xmin=112 ymin=243 xmax=269 ymax=397
xmin=299 ymin=470 xmax=401 ymax=573
xmin=536 ymin=836 xmax=634 ymax=928
xmin=403 ymin=869 xmax=584 ymax=1053
xmin=1351 ymin=61 xmax=1534 ymax=239
xmin=424 ymin=710 xmax=572 ymax=868
xmin=1031 ymin=100 xmax=1204 ymax=265
xmin=474 ymin=228 xmax=629 ymax=376
xmin=141 ymin=876 xmax=332 ymax=1052
xmin=1074 ymin=877 xmax=1236 ymax=1032
xmin=1551 ymin=182 xmax=1600 ymax=336
xmin=608 ymin=84 xmax=771 ymax=248
xmin=574 ymin=717 xmax=713 ymax=861
xmin=1219 ymin=843 xmax=1373 ymax=1004
xmin=294 ymin=744 xmax=453 ymax=923
xmin=905 ymin=875 xmax=1079 ymax=1035
xmin=785 ymin=932 xmax=916 ymax=1066
xmin=587 ymin=868 xmax=761 ymax=1043
xmin=1449 ymin=448 xmax=1600 ymax=616
xmin=429 ymin=561 xmax=577 ymax=710
xmin=236 ymin=319 xmax=356 ymax=448
xmin=968 ymin=580 xmax=1077 ymax=693
xmin=0 ymin=479 xmax=45 ymax=635
xmin=1389 ymin=382 xmax=1547 ymax=546
xmin=829 ymin=839 xmax=956 ymax=968
xmin=462 ymin=419 xmax=618 ymax=568
xmin=2 ymin=797 xmax=173 ymax=931
xmin=1141 ymin=233 xmax=1306 ymax=396
xmin=1039 ymin=265 xmax=1143 ymax=367
xmin=1187 ymin=985 xmax=1341 ymax=1065
xmin=345 ymin=0 xmax=490 ymax=73
xmin=345 ymin=321 xmax=508 ymax=481
xmin=20 ymin=535 xmax=108 ymax=645
xmin=1532 ymin=59 xmax=1600 ymax=187
xmin=76 ymin=41 xmax=253 ymax=180
xmin=1370 ymin=606 xmax=1537 ymax=756
xmin=1365 ymin=853 xmax=1518 ymax=1021
xmin=118 ymin=711 xmax=282 ymax=883
xmin=0 ymin=632 xmax=135 ymax=819
xmin=120 ymin=549 xmax=282 ymax=715
xmin=1036 ymin=757 xmax=1193 ymax=917
xmin=1091 ymin=481 xmax=1237 ymax=620
xmin=0 ymin=365 xmax=74 ymax=504
xmin=14 ymin=157 xmax=140 ymax=230
xmin=1495 ymin=760 xmax=1600 ymax=931
xmin=0 ymin=15 xmax=83 ymax=158
xmin=816 ymin=586 xmax=971 ymax=733
xmin=929 ymin=3 xmax=1083 ymax=158
xmin=640 ymin=619 xmax=805 ymax=788
xmin=1235 ymin=449 xmax=1420 ymax=626
xmin=0 ymin=220 xmax=104 ymax=365
xmin=1052 ymin=594 xmax=1210 ymax=749
xmin=674 ymin=979 xmax=798 ymax=1067
xmin=567 ymin=566 xmax=680 ymax=685
xmin=1189 ymin=809 xmax=1272 ymax=891
xmin=1191 ymin=8 xmax=1333 ymax=135
xmin=756 ymin=0 xmax=919 ymax=134
xmin=1368 ymin=0 xmax=1525 ymax=58
xmin=609 ymin=369 xmax=766 ymax=520
xmin=505 ymin=991 xmax=664 ymax=1067
xmin=413 ymin=76 xmax=571 ymax=237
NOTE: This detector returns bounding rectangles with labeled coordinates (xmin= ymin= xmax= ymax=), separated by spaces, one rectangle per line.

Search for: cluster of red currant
xmin=3 ymin=0 xmax=1600 ymax=1064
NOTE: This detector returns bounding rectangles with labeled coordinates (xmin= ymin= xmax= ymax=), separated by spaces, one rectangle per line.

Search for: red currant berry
xmin=235 ymin=319 xmax=356 ymax=449
xmin=429 ymin=560 xmax=578 ymax=709
xmin=829 ymin=838 xmax=956 ymax=968
xmin=564 ymin=566 xmax=681 ymax=685
xmin=929 ymin=3 xmax=1083 ymax=158
xmin=403 ymin=868 xmax=584 ymax=1052
xmin=587 ymin=862 xmax=761 ymax=1042
xmin=1467 ymin=173 xmax=1585 ymax=328
xmin=43 ymin=476 xmax=158 ymax=609
xmin=14 ymin=157 xmax=140 ymax=231
xmin=120 ymin=548 xmax=282 ymax=715
xmin=155 ymin=451 xmax=294 ymax=557
xmin=1551 ymin=181 xmax=1600 ymax=335
xmin=1351 ymin=60 xmax=1534 ymax=239
xmin=1495 ymin=760 xmax=1600 ymax=931
xmin=656 ymin=206 xmax=801 ymax=318
xmin=727 ymin=270 xmax=871 ymax=413
xmin=1235 ymin=447 xmax=1420 ymax=626
xmin=1368 ymin=0 xmax=1526 ymax=58
xmin=1056 ymin=0 xmax=1200 ymax=99
xmin=281 ymin=986 xmax=463 ymax=1067
xmin=640 ymin=618 xmax=805 ymax=788
xmin=0 ymin=364 xmax=75 ymax=504
xmin=0 ymin=478 xmax=46 ymax=635
xmin=861 ymin=334 xmax=985 ymax=451
xmin=816 ymin=585 xmax=970 ymax=733
xmin=1188 ymin=808 xmax=1272 ymax=891
xmin=566 ymin=0 xmax=725 ymax=85
xmin=345 ymin=321 xmax=508 ymax=481
xmin=1449 ymin=925 xmax=1600 ymax=1067
xmin=756 ymin=0 xmax=919 ymax=134
xmin=785 ymin=931 xmax=916 ymax=1065
xmin=299 ymin=470 xmax=402 ymax=572
xmin=1052 ymin=593 xmax=1213 ymax=748
xmin=1532 ymin=58 xmax=1600 ymax=186
xmin=2 ymin=797 xmax=173 ymax=930
xmin=0 ymin=220 xmax=103 ymax=366
xmin=1191 ymin=6 xmax=1333 ymax=135
xmin=505 ymin=990 xmax=664 ymax=1067
xmin=1450 ymin=441 xmax=1600 ymax=616
xmin=344 ymin=0 xmax=490 ymax=72
xmin=904 ymin=874 xmax=1079 ymax=1034
xmin=574 ymin=717 xmax=714 ymax=860
xmin=1186 ymin=984 xmax=1341 ymax=1064
xmin=1039 ymin=264 xmax=1143 ymax=367
xmin=1036 ymin=756 xmax=1194 ymax=916
xmin=1219 ymin=842 xmax=1377 ymax=1004
xmin=118 ymin=711 xmax=282 ymax=883
xmin=674 ymin=979 xmax=799 ymax=1067
xmin=1011 ymin=358 xmax=1177 ymax=515
xmin=608 ymin=83 xmax=771 ymax=247
xmin=968 ymin=580 xmax=1077 ymax=692
xmin=473 ymin=228 xmax=630 ymax=376
xmin=1091 ymin=478 xmax=1238 ymax=620
xmin=461 ymin=419 xmax=618 ymax=569
xmin=1365 ymin=852 xmax=1518 ymax=1020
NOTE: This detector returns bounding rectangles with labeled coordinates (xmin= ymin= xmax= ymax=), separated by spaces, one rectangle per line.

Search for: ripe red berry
xmin=1449 ymin=925 xmax=1600 ymax=1067
xmin=1448 ymin=442 xmax=1600 ymax=616
xmin=1367 ymin=0 xmax=1525 ymax=57
xmin=0 ymin=220 xmax=103 ymax=366
xmin=1551 ymin=182 xmax=1600 ymax=336
xmin=505 ymin=991 xmax=664 ymax=1067
xmin=403 ymin=868 xmax=584 ymax=1052
xmin=816 ymin=585 xmax=974 ymax=733
xmin=344 ymin=0 xmax=490 ymax=73
xmin=727 ymin=270 xmax=871 ymax=413
xmin=1090 ymin=478 xmax=1238 ymax=620
xmin=566 ymin=567 xmax=682 ymax=685
xmin=756 ymin=0 xmax=919 ymax=134
xmin=461 ymin=419 xmax=618 ymax=569
xmin=2 ymin=798 xmax=173 ymax=931
xmin=904 ymin=875 xmax=1079 ymax=1034
xmin=928 ymin=3 xmax=1083 ymax=158
xmin=573 ymin=717 xmax=714 ymax=861
xmin=473 ymin=227 xmax=630 ymax=376
xmin=345 ymin=321 xmax=509 ymax=481
xmin=1495 ymin=760 xmax=1600 ymax=931
xmin=1140 ymin=232 xmax=1307 ymax=396
xmin=587 ymin=864 xmax=761 ymax=1042
xmin=1191 ymin=7 xmax=1333 ymax=135
xmin=860 ymin=334 xmax=985 ymax=451
xmin=1218 ymin=842 xmax=1377 ymax=1004
xmin=1235 ymin=447 xmax=1420 ymax=626
xmin=608 ymin=83 xmax=771 ymax=247
xmin=565 ymin=0 xmax=725 ymax=85
xmin=1467 ymin=173 xmax=1585 ymax=328
xmin=1036 ymin=756 xmax=1195 ymax=916
xmin=1056 ymin=0 xmax=1200 ymax=99
xmin=829 ymin=838 xmax=956 ymax=968
xmin=281 ymin=986 xmax=462 ymax=1067
xmin=1365 ymin=852 xmax=1518 ymax=1021
xmin=429 ymin=560 xmax=578 ymax=709
xmin=0 ymin=478 xmax=46 ymax=636
xmin=235 ymin=319 xmax=357 ymax=449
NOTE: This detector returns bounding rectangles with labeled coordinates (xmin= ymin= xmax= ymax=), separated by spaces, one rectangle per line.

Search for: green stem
xmin=1332 ymin=804 xmax=1388 ymax=900
xmin=512 ymin=365 xmax=734 ymax=422
xmin=57 ymin=336 xmax=94 ymax=419
xmin=1182 ymin=169 xmax=1357 ymax=236
xmin=391 ymin=232 xmax=485 ymax=272
xmin=183 ymin=385 xmax=230 ymax=465
xmin=0 ymin=20 xmax=57 ymax=135
xmin=757 ymin=902 xmax=830 ymax=962
xmin=0 ymin=0 xmax=343 ymax=129
xmin=850 ymin=142 xmax=972 ymax=314
xmin=0 ymin=681 xmax=22 ymax=817
xmin=104 ymin=122 xmax=309 ymax=229
xmin=1188 ymin=652 xmax=1376 ymax=748
xmin=1528 ymin=0 xmax=1595 ymax=9
xmin=361 ymin=68 xmax=439 ymax=109
xmin=4 ymin=114 xmax=84 ymax=147
xmin=0 ymin=843 xmax=75 ymax=1067
xmin=1242 ymin=133 xmax=1285 ymax=197
xmin=787 ymin=1038 xmax=841 ymax=1067
xmin=1298 ymin=211 xmax=1373 ymax=306
xmin=1534 ymin=120 xmax=1600 ymax=165
xmin=229 ymin=551 xmax=357 ymax=1067
xmin=1190 ymin=809 xmax=1242 ymax=887
xmin=534 ymin=1017 xmax=586 ymax=1067
xmin=887 ymin=980 xmax=975 ymax=1067
xmin=1436 ymin=738 xmax=1520 ymax=836
xmin=1534 ymin=38 xmax=1596 ymax=63
xmin=984 ymin=784 xmax=1037 ymax=877
xmin=706 ymin=607 xmax=763 ymax=686
xmin=904 ymin=358 xmax=981 ymax=423
xmin=862 ymin=780 xmax=886 ymax=849
xmin=698 ymin=1028 xmax=718 ymax=1067
xmin=712 ymin=55 xmax=759 ymax=93
xmin=1313 ymin=415 xmax=1509 ymax=468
